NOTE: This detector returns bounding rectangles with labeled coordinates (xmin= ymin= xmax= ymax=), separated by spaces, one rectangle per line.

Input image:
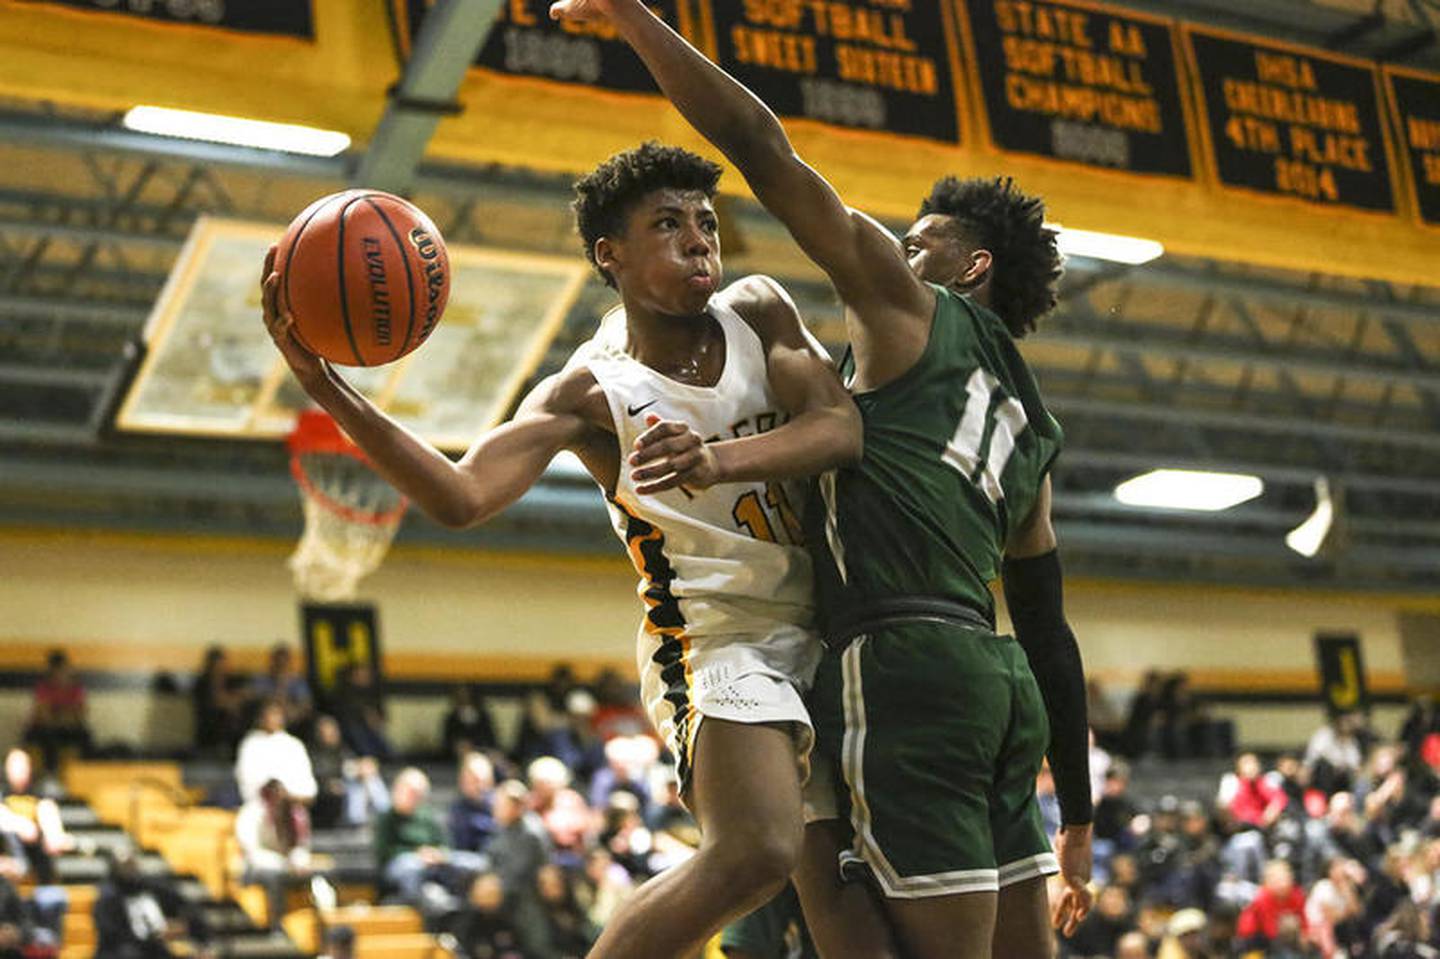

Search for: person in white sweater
xmin=235 ymin=700 xmax=317 ymax=805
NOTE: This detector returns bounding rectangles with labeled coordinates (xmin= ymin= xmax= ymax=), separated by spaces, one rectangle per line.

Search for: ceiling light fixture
xmin=122 ymin=106 xmax=351 ymax=157
xmin=1286 ymin=477 xmax=1336 ymax=558
xmin=1049 ymin=224 xmax=1165 ymax=265
xmin=1113 ymin=468 xmax=1264 ymax=511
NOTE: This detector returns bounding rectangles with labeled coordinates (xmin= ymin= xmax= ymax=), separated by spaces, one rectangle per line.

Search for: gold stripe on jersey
xmin=611 ymin=494 xmax=698 ymax=787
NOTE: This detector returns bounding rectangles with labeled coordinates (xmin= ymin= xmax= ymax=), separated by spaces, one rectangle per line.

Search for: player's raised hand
xmin=630 ymin=415 xmax=719 ymax=495
xmin=549 ymin=0 xmax=614 ymax=25
xmin=1050 ymin=823 xmax=1095 ymax=937
xmin=260 ymin=245 xmax=327 ymax=385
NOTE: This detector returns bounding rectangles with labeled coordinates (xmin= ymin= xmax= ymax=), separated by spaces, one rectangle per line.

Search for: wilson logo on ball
xmin=276 ymin=190 xmax=451 ymax=367
xmin=410 ymin=226 xmax=447 ymax=343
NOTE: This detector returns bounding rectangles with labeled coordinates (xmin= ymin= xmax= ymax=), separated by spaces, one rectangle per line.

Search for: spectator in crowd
xmin=1065 ymin=883 xmax=1134 ymax=958
xmin=308 ymin=715 xmax=388 ymax=829
xmin=1273 ymin=754 xmax=1312 ymax=820
xmin=1222 ymin=753 xmax=1287 ymax=830
xmin=93 ymin=850 xmax=180 ymax=959
xmin=1305 ymin=856 xmax=1365 ymax=958
xmin=374 ymin=768 xmax=486 ymax=916
xmin=2 ymin=749 xmax=73 ymax=884
xmin=1237 ymin=859 xmax=1308 ymax=951
xmin=456 ymin=872 xmax=522 ymax=959
xmin=533 ymin=863 xmax=596 ymax=958
xmin=1087 ymin=678 xmax=1127 ymax=755
xmin=235 ymin=699 xmax=317 ymax=806
xmin=487 ymin=781 xmax=551 ymax=901
xmin=235 ymin=779 xmax=312 ymax=930
xmin=442 ymin=685 xmax=499 ymax=761
xmin=589 ymin=670 xmax=648 ymax=741
xmin=598 ymin=792 xmax=653 ymax=880
xmin=450 ymin=753 xmax=498 ymax=856
xmin=0 ymin=868 xmax=28 ymax=959
xmin=1123 ymin=670 xmax=1166 ymax=758
xmin=1114 ymin=930 xmax=1150 ymax=959
xmin=529 ymin=691 xmax=605 ymax=785
xmin=1400 ymin=696 xmax=1440 ymax=761
xmin=1155 ymin=907 xmax=1206 ymax=959
xmin=575 ymin=848 xmax=632 ymax=934
xmin=192 ymin=646 xmax=249 ymax=756
xmin=1306 ymin=712 xmax=1365 ymax=795
xmin=587 ymin=736 xmax=657 ymax=819
xmin=250 ymin=645 xmax=313 ymax=735
xmin=515 ymin=666 xmax=579 ymax=763
xmin=332 ymin=663 xmax=391 ymax=760
xmin=23 ymin=650 xmax=92 ymax=773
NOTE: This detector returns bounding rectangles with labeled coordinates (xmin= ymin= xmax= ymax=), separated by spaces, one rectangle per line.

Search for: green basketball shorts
xmin=804 ymin=620 xmax=1058 ymax=898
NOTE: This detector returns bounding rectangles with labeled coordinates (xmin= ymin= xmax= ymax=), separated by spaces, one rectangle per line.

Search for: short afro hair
xmin=573 ymin=141 xmax=723 ymax=288
xmin=917 ymin=176 xmax=1061 ymax=338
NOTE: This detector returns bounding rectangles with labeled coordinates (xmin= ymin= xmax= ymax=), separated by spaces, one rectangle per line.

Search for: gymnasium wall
xmin=0 ymin=527 xmax=1428 ymax=751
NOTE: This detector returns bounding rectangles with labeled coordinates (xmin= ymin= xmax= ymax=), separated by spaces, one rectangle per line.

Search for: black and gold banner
xmin=1385 ymin=67 xmax=1440 ymax=227
xmin=302 ymin=602 xmax=383 ymax=706
xmin=961 ymin=0 xmax=1192 ymax=177
xmin=695 ymin=0 xmax=965 ymax=142
xmin=1315 ymin=632 xmax=1368 ymax=716
xmin=1185 ymin=26 xmax=1395 ymax=213
xmin=402 ymin=0 xmax=684 ymax=93
xmin=9 ymin=0 xmax=314 ymax=36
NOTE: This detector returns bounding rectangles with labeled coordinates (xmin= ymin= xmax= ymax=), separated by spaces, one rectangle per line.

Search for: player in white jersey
xmin=260 ymin=142 xmax=861 ymax=958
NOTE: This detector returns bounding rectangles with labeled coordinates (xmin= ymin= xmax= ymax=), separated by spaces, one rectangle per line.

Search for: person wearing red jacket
xmin=1238 ymin=859 xmax=1309 ymax=946
xmin=1228 ymin=753 xmax=1288 ymax=829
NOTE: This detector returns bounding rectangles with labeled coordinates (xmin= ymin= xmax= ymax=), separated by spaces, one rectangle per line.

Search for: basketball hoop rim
xmin=287 ymin=410 xmax=408 ymax=527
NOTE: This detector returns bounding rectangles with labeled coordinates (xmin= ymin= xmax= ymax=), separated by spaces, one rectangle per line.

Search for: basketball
xmin=274 ymin=190 xmax=450 ymax=367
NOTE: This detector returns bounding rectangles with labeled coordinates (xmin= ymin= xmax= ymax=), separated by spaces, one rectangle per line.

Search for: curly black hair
xmin=572 ymin=141 xmax=723 ymax=289
xmin=917 ymin=176 xmax=1061 ymax=338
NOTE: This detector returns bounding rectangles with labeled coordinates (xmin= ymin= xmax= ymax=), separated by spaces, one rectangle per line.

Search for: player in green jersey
xmin=549 ymin=2 xmax=1095 ymax=957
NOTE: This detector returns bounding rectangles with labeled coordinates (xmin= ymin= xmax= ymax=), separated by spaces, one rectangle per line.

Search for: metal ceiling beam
xmin=1065 ymin=260 xmax=1440 ymax=331
xmin=1054 ymin=394 xmax=1440 ymax=452
xmin=0 ymin=364 xmax=107 ymax=390
xmin=1041 ymin=320 xmax=1440 ymax=391
xmin=0 ymin=217 xmax=186 ymax=251
xmin=354 ymin=0 xmax=503 ymax=193
xmin=0 ymin=294 xmax=147 ymax=326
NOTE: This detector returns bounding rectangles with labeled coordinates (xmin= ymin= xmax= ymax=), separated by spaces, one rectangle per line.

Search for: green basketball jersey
xmin=806 ymin=285 xmax=1063 ymax=628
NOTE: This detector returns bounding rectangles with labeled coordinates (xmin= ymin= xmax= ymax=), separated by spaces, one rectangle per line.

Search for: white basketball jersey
xmin=572 ymin=301 xmax=815 ymax=639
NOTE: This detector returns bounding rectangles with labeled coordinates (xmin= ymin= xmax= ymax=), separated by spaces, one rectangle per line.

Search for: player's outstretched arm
xmin=551 ymin=0 xmax=930 ymax=370
xmin=262 ymin=250 xmax=592 ymax=528
xmin=1003 ymin=476 xmax=1093 ymax=934
xmin=629 ymin=276 xmax=860 ymax=495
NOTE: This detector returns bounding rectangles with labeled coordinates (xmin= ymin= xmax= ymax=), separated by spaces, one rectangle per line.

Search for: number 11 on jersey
xmin=943 ymin=368 xmax=1029 ymax=504
xmin=733 ymin=482 xmax=803 ymax=543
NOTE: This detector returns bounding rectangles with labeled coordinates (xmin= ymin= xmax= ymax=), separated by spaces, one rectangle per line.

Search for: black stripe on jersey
xmin=610 ymin=495 xmax=695 ymax=786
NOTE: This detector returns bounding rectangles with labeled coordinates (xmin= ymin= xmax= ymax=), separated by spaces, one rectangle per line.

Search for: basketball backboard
xmin=115 ymin=216 xmax=589 ymax=451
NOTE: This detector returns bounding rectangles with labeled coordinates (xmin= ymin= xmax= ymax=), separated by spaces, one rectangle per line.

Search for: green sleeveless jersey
xmin=806 ymin=285 xmax=1063 ymax=629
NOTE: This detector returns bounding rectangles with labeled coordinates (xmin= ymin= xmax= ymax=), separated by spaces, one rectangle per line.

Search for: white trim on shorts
xmin=998 ymin=852 xmax=1060 ymax=888
xmin=839 ymin=637 xmax=1061 ymax=899
xmin=839 ymin=638 xmax=1001 ymax=898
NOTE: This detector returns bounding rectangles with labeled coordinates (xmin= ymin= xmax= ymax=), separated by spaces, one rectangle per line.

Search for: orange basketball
xmin=274 ymin=190 xmax=450 ymax=366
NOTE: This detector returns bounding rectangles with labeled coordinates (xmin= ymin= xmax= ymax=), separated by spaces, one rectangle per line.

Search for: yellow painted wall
xmin=1 ymin=528 xmax=1431 ymax=750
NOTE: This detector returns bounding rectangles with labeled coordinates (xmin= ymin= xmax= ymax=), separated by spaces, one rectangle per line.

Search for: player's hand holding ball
xmin=630 ymin=415 xmax=720 ymax=495
xmin=261 ymin=245 xmax=329 ymax=389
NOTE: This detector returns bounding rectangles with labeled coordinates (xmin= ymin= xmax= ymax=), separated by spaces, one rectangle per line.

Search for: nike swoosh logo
xmin=627 ymin=399 xmax=659 ymax=417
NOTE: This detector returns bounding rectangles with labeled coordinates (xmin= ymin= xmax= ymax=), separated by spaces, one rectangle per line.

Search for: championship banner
xmin=1315 ymin=632 xmax=1368 ymax=716
xmin=694 ymin=0 xmax=966 ymax=142
xmin=6 ymin=0 xmax=315 ymax=37
xmin=1184 ymin=26 xmax=1396 ymax=213
xmin=960 ymin=0 xmax=1193 ymax=177
xmin=1384 ymin=66 xmax=1440 ymax=227
xmin=302 ymin=602 xmax=384 ymax=707
xmin=401 ymin=0 xmax=686 ymax=93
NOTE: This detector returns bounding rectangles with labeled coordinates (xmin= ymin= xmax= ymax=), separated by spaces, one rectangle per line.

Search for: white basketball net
xmin=288 ymin=414 xmax=407 ymax=602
